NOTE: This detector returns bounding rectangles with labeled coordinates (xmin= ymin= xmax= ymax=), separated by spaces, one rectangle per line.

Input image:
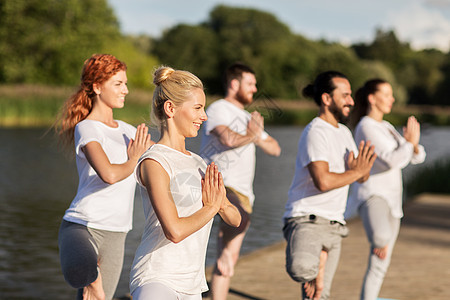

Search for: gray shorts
xmin=58 ymin=220 xmax=127 ymax=300
xmin=283 ymin=215 xmax=348 ymax=299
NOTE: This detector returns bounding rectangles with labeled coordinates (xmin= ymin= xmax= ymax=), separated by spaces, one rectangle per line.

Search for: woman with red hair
xmin=56 ymin=54 xmax=152 ymax=299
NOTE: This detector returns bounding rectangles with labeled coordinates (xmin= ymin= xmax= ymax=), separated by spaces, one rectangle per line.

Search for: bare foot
xmin=304 ymin=250 xmax=327 ymax=300
xmin=373 ymin=245 xmax=388 ymax=259
xmin=216 ymin=248 xmax=234 ymax=277
xmin=82 ymin=270 xmax=105 ymax=300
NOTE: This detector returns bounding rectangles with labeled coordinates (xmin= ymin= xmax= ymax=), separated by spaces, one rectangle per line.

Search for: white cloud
xmin=387 ymin=1 xmax=450 ymax=51
xmin=425 ymin=0 xmax=450 ymax=9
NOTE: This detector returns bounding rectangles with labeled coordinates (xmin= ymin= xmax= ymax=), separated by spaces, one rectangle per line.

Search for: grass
xmin=1 ymin=84 xmax=450 ymax=127
xmin=0 ymin=84 xmax=152 ymax=127
xmin=405 ymin=158 xmax=450 ymax=198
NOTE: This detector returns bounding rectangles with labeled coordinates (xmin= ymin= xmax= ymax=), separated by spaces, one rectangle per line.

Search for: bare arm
xmin=141 ymin=160 xmax=224 ymax=243
xmin=255 ymin=135 xmax=281 ymax=157
xmin=211 ymin=125 xmax=257 ymax=148
xmin=211 ymin=111 xmax=280 ymax=156
xmin=308 ymin=141 xmax=377 ymax=192
xmin=308 ymin=161 xmax=363 ymax=192
xmin=83 ymin=123 xmax=153 ymax=184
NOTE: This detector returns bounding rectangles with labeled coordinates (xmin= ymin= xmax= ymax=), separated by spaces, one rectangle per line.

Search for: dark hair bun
xmin=302 ymin=84 xmax=315 ymax=98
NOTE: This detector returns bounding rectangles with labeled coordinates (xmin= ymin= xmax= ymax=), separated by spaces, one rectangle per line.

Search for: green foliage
xmin=0 ymin=0 xmax=121 ymax=85
xmin=150 ymin=5 xmax=450 ymax=105
xmin=0 ymin=3 xmax=448 ymax=107
xmin=1 ymin=84 xmax=449 ymax=127
xmin=0 ymin=0 xmax=160 ymax=88
xmin=352 ymin=29 xmax=448 ymax=106
xmin=434 ymin=53 xmax=450 ymax=106
xmin=0 ymin=85 xmax=70 ymax=126
xmin=353 ymin=29 xmax=412 ymax=70
xmin=405 ymin=158 xmax=450 ymax=197
xmin=0 ymin=84 xmax=152 ymax=127
xmin=113 ymin=101 xmax=150 ymax=126
xmin=153 ymin=24 xmax=220 ymax=91
xmin=207 ymin=5 xmax=311 ymax=98
xmin=102 ymin=37 xmax=158 ymax=89
xmin=208 ymin=5 xmax=291 ymax=61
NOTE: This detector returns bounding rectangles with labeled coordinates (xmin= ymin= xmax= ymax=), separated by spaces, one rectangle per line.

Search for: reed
xmin=405 ymin=158 xmax=450 ymax=198
xmin=0 ymin=84 xmax=152 ymax=127
xmin=1 ymin=84 xmax=450 ymax=127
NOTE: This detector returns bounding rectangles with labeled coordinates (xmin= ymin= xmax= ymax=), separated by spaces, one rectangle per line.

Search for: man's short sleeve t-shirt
xmin=284 ymin=117 xmax=358 ymax=223
xmin=200 ymin=99 xmax=268 ymax=206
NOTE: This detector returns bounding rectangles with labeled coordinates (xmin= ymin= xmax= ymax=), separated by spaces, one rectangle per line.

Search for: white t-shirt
xmin=130 ymin=144 xmax=213 ymax=295
xmin=63 ymin=119 xmax=137 ymax=232
xmin=346 ymin=116 xmax=426 ymax=219
xmin=199 ymin=99 xmax=268 ymax=206
xmin=284 ymin=117 xmax=358 ymax=223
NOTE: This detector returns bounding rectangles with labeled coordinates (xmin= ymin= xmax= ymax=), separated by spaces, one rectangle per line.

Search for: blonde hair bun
xmin=153 ymin=66 xmax=175 ymax=85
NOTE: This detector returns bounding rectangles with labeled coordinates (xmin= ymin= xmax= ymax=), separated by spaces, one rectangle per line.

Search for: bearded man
xmin=283 ymin=71 xmax=376 ymax=300
xmin=200 ymin=62 xmax=281 ymax=300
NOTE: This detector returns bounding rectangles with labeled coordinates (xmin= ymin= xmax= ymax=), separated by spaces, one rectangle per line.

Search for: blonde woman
xmin=130 ymin=66 xmax=241 ymax=300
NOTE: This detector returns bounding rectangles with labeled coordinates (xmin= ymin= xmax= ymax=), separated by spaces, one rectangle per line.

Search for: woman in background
xmin=56 ymin=54 xmax=152 ymax=300
xmin=129 ymin=66 xmax=241 ymax=300
xmin=347 ymin=79 xmax=426 ymax=300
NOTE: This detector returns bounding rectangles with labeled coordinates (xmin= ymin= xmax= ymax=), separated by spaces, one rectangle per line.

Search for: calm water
xmin=0 ymin=125 xmax=449 ymax=299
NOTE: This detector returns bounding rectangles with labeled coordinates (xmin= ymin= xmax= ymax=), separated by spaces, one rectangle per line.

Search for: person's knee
xmin=62 ymin=259 xmax=98 ymax=289
xmin=234 ymin=218 xmax=249 ymax=235
xmin=286 ymin=256 xmax=318 ymax=283
xmin=372 ymin=231 xmax=390 ymax=248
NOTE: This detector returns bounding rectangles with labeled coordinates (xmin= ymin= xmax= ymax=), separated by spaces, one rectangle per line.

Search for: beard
xmin=236 ymin=88 xmax=253 ymax=105
xmin=329 ymin=101 xmax=351 ymax=123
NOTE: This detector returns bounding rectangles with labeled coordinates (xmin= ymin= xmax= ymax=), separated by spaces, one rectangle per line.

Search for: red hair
xmin=55 ymin=54 xmax=127 ymax=148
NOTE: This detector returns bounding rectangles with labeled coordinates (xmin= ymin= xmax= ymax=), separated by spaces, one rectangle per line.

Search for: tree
xmin=153 ymin=24 xmax=220 ymax=92
xmin=352 ymin=29 xmax=412 ymax=70
xmin=0 ymin=0 xmax=121 ymax=84
xmin=208 ymin=5 xmax=291 ymax=62
xmin=434 ymin=53 xmax=450 ymax=105
xmin=153 ymin=5 xmax=302 ymax=97
xmin=352 ymin=29 xmax=448 ymax=105
xmin=102 ymin=36 xmax=158 ymax=89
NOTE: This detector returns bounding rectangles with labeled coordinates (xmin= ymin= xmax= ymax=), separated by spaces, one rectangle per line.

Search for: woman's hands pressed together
xmin=403 ymin=116 xmax=421 ymax=154
xmin=202 ymin=162 xmax=242 ymax=227
xmin=201 ymin=162 xmax=225 ymax=213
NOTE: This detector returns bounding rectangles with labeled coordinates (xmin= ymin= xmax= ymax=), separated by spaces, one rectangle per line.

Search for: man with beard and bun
xmin=283 ymin=71 xmax=377 ymax=300
xmin=200 ymin=62 xmax=281 ymax=300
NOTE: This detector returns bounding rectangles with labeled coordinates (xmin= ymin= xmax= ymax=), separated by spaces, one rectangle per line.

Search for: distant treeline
xmin=1 ymin=84 xmax=449 ymax=128
xmin=0 ymin=1 xmax=449 ymax=106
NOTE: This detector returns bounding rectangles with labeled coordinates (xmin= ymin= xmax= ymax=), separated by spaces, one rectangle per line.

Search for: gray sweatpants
xmin=358 ymin=196 xmax=400 ymax=300
xmin=58 ymin=220 xmax=127 ymax=300
xmin=283 ymin=215 xmax=348 ymax=300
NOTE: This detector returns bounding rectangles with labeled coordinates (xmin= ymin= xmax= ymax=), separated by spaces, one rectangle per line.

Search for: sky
xmin=108 ymin=0 xmax=450 ymax=52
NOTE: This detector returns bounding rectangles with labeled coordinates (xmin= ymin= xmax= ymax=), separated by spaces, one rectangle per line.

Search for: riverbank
xmin=202 ymin=193 xmax=450 ymax=300
xmin=2 ymin=84 xmax=450 ymax=127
